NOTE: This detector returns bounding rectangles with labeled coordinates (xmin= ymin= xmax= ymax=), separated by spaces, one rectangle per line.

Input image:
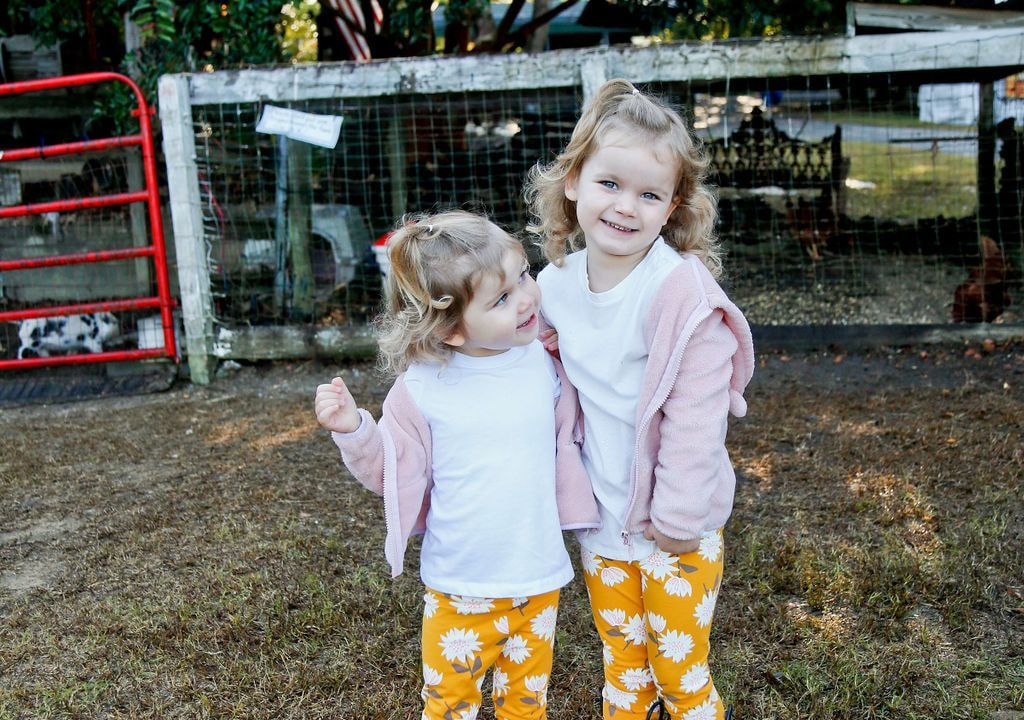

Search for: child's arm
xmin=314 ymin=376 xmax=384 ymax=495
xmin=649 ymin=309 xmax=738 ymax=549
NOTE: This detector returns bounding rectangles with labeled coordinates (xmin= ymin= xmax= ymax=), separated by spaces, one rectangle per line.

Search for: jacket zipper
xmin=620 ymin=304 xmax=712 ymax=543
xmin=381 ymin=426 xmax=399 ymax=571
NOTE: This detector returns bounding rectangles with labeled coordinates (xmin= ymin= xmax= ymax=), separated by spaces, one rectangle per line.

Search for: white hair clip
xmin=632 ymin=88 xmax=640 ymax=95
xmin=426 ymin=224 xmax=434 ymax=233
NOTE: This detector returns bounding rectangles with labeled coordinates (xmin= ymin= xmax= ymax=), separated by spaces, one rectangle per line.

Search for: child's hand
xmin=539 ymin=328 xmax=560 ymax=356
xmin=644 ymin=525 xmax=700 ymax=555
xmin=314 ymin=377 xmax=361 ymax=434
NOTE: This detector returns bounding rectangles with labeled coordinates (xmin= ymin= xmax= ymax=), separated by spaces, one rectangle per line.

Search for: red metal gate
xmin=0 ymin=72 xmax=176 ymax=369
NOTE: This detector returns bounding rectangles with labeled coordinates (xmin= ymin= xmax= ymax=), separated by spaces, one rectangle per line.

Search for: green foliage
xmin=281 ymin=1 xmax=321 ymax=63
xmin=444 ymin=0 xmax=489 ymax=24
xmin=392 ymin=0 xmax=438 ymax=50
xmin=104 ymin=0 xmax=286 ymax=130
xmin=7 ymin=0 xmax=94 ymax=46
xmin=667 ymin=0 xmax=847 ymax=40
xmin=129 ymin=0 xmax=176 ymax=43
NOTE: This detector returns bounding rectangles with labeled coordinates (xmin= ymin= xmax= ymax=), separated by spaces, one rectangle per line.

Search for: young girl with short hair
xmin=313 ymin=210 xmax=599 ymax=720
xmin=525 ymin=79 xmax=755 ymax=719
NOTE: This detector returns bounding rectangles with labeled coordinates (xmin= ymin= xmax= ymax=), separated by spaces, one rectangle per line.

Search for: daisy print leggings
xmin=420 ymin=588 xmax=560 ymax=720
xmin=582 ymin=530 xmax=725 ymax=720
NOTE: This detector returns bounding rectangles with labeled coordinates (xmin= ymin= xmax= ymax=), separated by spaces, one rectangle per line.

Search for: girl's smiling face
xmin=445 ymin=249 xmax=541 ymax=357
xmin=565 ymin=130 xmax=680 ymax=281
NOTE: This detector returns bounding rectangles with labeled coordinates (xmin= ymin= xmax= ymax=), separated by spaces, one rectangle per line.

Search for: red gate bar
xmin=0 ymin=135 xmax=143 ymax=162
xmin=0 ymin=72 xmax=177 ymax=369
xmin=0 ymin=246 xmax=155 ymax=273
xmin=0 ymin=190 xmax=149 ymax=219
xmin=0 ymin=297 xmax=163 ymax=324
xmin=0 ymin=348 xmax=169 ymax=370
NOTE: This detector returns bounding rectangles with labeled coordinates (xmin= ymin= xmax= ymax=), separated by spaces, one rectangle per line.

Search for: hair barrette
xmin=632 ymin=88 xmax=640 ymax=95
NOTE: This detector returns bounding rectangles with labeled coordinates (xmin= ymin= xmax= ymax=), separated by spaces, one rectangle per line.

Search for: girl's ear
xmin=564 ymin=174 xmax=579 ymax=202
xmin=667 ymin=196 xmax=682 ymax=218
xmin=443 ymin=330 xmax=465 ymax=348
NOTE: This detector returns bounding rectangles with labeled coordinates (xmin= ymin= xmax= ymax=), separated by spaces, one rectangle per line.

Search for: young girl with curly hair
xmin=313 ymin=210 xmax=599 ymax=720
xmin=525 ymin=79 xmax=755 ymax=720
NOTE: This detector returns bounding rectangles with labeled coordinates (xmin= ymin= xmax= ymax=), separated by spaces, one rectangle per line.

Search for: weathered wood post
xmin=126 ymin=153 xmax=151 ymax=292
xmin=977 ymin=80 xmax=997 ymax=239
xmin=287 ymin=138 xmax=314 ymax=318
xmin=580 ymin=57 xmax=609 ymax=106
xmin=159 ymin=74 xmax=215 ymax=385
xmin=387 ymin=114 xmax=407 ymax=220
xmin=124 ymin=13 xmax=151 ymax=293
xmin=273 ymin=135 xmax=289 ymax=314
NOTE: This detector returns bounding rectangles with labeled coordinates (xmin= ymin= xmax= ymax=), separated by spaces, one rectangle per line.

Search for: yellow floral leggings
xmin=420 ymin=587 xmax=560 ymax=720
xmin=582 ymin=530 xmax=726 ymax=720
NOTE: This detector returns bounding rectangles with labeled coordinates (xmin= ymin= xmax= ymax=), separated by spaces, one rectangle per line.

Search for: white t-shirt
xmin=404 ymin=340 xmax=574 ymax=598
xmin=538 ymin=238 xmax=684 ymax=561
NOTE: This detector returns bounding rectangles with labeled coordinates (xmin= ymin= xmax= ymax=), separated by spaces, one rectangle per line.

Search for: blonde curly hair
xmin=375 ymin=210 xmax=526 ymax=376
xmin=525 ymin=78 xmax=722 ymax=277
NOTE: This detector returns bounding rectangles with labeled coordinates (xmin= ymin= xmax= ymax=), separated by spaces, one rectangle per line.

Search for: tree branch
xmin=500 ymin=0 xmax=583 ymax=52
xmin=493 ymin=0 xmax=527 ymax=48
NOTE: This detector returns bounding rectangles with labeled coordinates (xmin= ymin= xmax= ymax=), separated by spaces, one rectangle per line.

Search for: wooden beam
xmin=158 ymin=74 xmax=215 ymax=385
xmin=848 ymin=2 xmax=1024 ymax=34
xmin=212 ymin=324 xmax=378 ymax=360
xmin=978 ymin=81 xmax=997 ymax=238
xmin=183 ymin=27 xmax=1024 ymax=106
xmin=386 ymin=115 xmax=407 ymax=219
xmin=752 ymin=324 xmax=1024 ymax=352
xmin=580 ymin=57 xmax=608 ymax=106
xmin=287 ymin=138 xmax=314 ymax=317
xmin=0 ymin=95 xmax=93 ymax=120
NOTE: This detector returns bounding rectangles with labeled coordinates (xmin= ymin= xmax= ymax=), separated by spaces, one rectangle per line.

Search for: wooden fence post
xmin=159 ymin=74 xmax=214 ymax=384
xmin=977 ymin=80 xmax=997 ymax=239
xmin=287 ymin=138 xmax=314 ymax=318
xmin=580 ymin=57 xmax=608 ymax=106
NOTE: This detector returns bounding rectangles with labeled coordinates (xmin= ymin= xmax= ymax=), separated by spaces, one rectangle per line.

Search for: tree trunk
xmin=528 ymin=0 xmax=551 ymax=52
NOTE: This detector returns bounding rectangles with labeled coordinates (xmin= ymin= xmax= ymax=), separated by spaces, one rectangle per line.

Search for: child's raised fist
xmin=313 ymin=377 xmax=361 ymax=434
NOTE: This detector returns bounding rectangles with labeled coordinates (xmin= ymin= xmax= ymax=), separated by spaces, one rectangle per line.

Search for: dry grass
xmin=1 ymin=343 xmax=1022 ymax=719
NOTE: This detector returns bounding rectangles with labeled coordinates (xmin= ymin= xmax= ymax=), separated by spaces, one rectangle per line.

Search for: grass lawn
xmin=821 ymin=111 xmax=975 ymax=133
xmin=843 ymin=141 xmax=978 ymax=221
xmin=1 ymin=348 xmax=1022 ymax=719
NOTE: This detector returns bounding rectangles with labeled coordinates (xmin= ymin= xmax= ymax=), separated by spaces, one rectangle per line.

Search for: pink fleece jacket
xmin=330 ymin=356 xmax=601 ymax=578
xmin=621 ymin=253 xmax=755 ymax=543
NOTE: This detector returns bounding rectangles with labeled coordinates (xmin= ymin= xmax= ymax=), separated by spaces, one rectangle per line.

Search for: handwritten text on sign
xmin=255 ymin=105 xmax=343 ymax=149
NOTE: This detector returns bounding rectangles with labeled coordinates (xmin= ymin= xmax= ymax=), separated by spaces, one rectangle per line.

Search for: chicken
xmin=785 ymin=197 xmax=835 ymax=261
xmin=952 ymin=235 xmax=1012 ymax=323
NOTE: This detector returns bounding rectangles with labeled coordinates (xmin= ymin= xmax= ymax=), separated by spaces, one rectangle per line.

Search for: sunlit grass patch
xmin=843 ymin=141 xmax=977 ymax=220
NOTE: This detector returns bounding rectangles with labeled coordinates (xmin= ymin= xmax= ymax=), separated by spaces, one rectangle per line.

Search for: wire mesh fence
xmin=4 ymin=34 xmax=1021 ymax=377
xmin=188 ymin=88 xmax=582 ymax=330
xmin=184 ymin=72 xmax=1021 ymax=336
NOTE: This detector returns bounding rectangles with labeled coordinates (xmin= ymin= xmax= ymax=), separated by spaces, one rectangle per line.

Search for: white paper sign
xmin=255 ymin=105 xmax=343 ymax=149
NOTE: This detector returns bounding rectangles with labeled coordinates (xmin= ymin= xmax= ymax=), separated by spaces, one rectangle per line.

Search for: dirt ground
xmin=0 ymin=340 xmax=1022 ymax=719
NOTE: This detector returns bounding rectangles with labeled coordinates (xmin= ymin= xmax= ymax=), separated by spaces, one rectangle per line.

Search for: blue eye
xmin=600 ymin=180 xmax=617 ymax=189
xmin=642 ymin=192 xmax=660 ymax=201
xmin=494 ymin=293 xmax=509 ymax=307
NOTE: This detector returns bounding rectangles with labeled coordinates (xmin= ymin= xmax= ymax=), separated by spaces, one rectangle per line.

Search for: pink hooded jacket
xmin=620 ymin=253 xmax=755 ymax=543
xmin=330 ymin=355 xmax=601 ymax=578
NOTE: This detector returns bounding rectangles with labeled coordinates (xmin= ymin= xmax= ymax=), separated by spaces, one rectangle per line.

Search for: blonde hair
xmin=525 ymin=78 xmax=722 ymax=277
xmin=375 ymin=210 xmax=526 ymax=375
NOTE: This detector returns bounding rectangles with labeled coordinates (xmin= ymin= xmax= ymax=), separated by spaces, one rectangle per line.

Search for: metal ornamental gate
xmin=0 ymin=72 xmax=176 ymax=370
